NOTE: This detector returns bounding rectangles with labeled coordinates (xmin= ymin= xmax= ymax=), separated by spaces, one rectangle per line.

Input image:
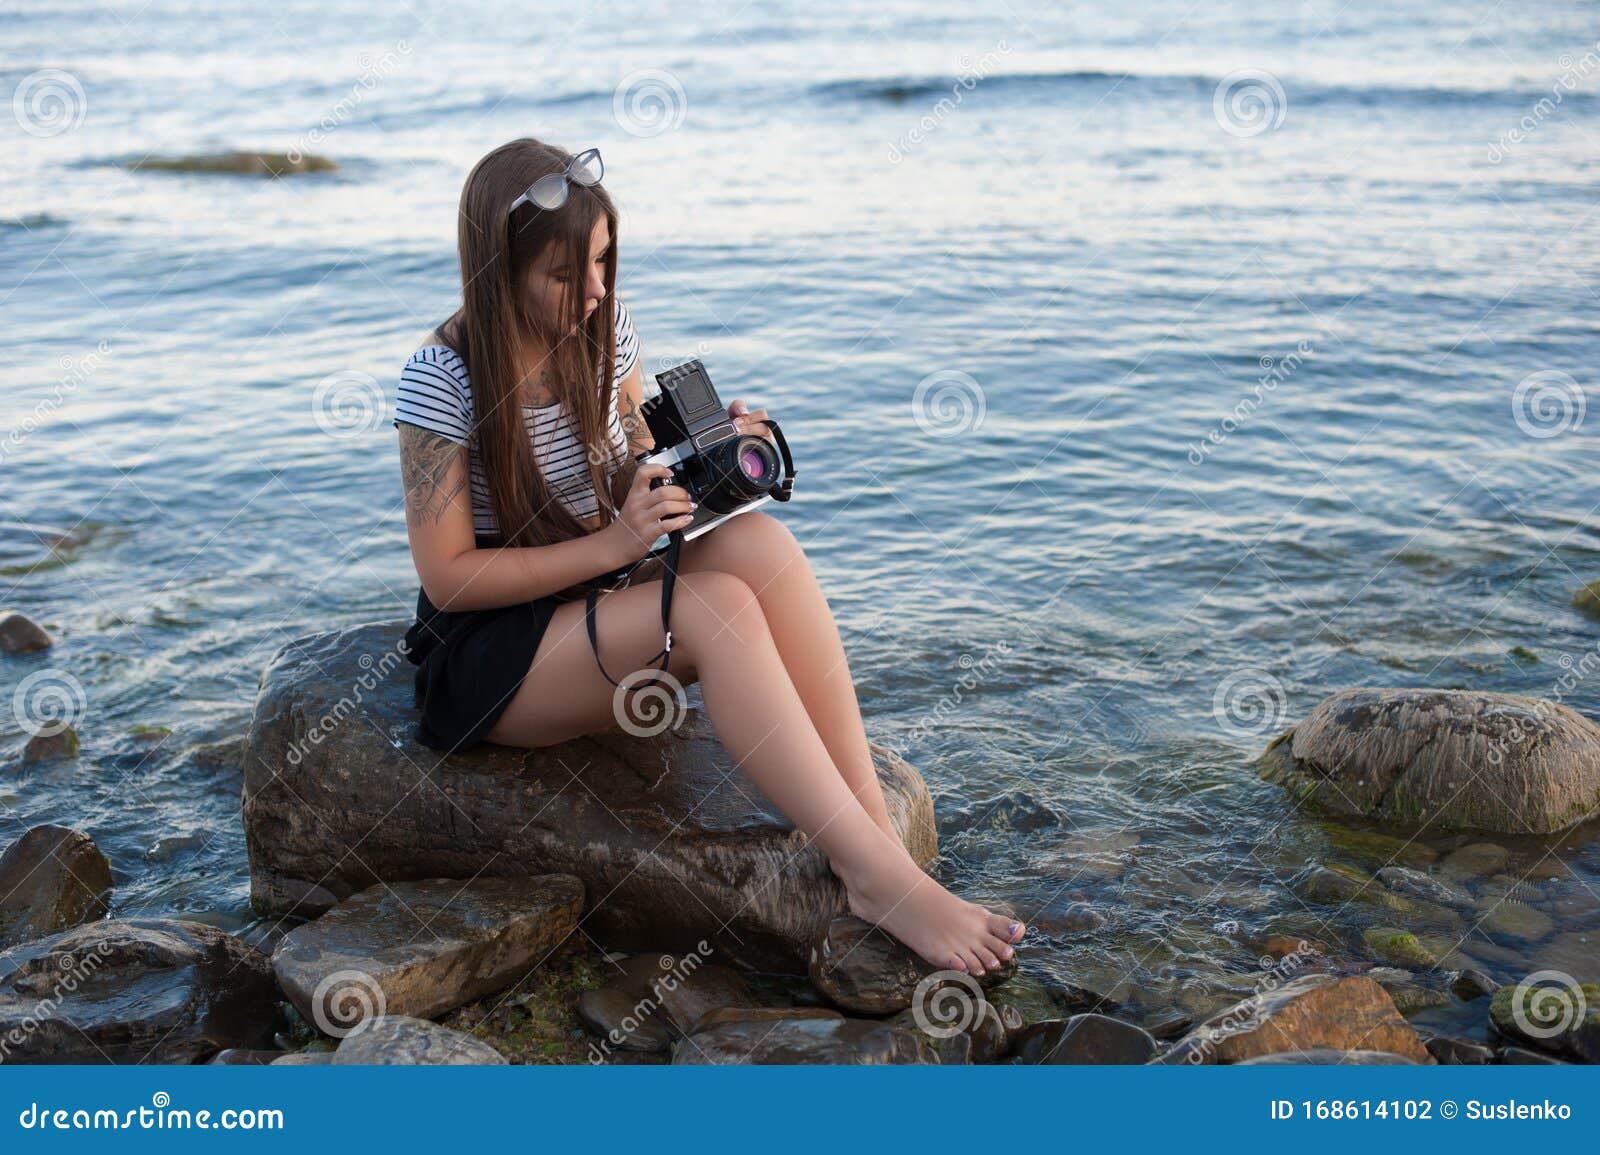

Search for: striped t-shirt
xmin=393 ymin=297 xmax=642 ymax=535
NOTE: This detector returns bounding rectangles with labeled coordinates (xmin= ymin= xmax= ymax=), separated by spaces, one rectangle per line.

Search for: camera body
xmin=634 ymin=359 xmax=794 ymax=551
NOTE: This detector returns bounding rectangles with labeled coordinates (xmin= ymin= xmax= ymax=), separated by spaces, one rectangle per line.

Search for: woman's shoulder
xmin=396 ymin=334 xmax=473 ymax=442
xmin=612 ymin=294 xmax=640 ymax=378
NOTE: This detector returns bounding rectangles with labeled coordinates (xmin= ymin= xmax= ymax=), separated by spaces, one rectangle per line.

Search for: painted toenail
xmin=1007 ymin=922 xmax=1021 ymax=937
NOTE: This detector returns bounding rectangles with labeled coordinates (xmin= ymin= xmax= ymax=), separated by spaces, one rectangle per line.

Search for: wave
xmin=810 ymin=68 xmax=1600 ymax=112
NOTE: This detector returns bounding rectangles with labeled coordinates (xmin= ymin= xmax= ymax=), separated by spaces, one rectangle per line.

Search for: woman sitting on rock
xmin=392 ymin=137 xmax=1025 ymax=977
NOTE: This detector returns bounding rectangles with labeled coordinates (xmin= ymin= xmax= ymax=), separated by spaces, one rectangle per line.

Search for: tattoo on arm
xmin=619 ymin=391 xmax=652 ymax=453
xmin=398 ymin=424 xmax=468 ymax=527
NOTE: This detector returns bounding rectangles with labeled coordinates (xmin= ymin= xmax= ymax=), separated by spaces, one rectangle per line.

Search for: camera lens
xmin=699 ymin=435 xmax=779 ymax=513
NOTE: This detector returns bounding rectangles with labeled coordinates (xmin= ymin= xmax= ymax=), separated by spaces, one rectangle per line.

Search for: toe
xmin=982 ymin=933 xmax=1015 ymax=961
xmin=990 ymin=914 xmax=1025 ymax=943
xmin=947 ymin=953 xmax=969 ymax=974
xmin=958 ymin=948 xmax=986 ymax=977
xmin=975 ymin=945 xmax=1002 ymax=971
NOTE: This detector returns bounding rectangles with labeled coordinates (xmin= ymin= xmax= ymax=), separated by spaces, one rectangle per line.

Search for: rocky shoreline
xmin=2 ymin=611 xmax=1597 ymax=1065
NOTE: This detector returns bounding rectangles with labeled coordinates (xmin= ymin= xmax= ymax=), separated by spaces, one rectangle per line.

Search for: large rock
xmin=0 ymin=610 xmax=53 ymax=654
xmin=272 ymin=875 xmax=582 ymax=1033
xmin=0 ymin=825 xmax=113 ymax=947
xmin=0 ymin=919 xmax=279 ymax=1063
xmin=1008 ymin=1013 xmax=1157 ymax=1064
xmin=242 ymin=622 xmax=936 ymax=973
xmin=1157 ymin=974 xmax=1433 ymax=1065
xmin=331 ymin=1014 xmax=505 ymax=1065
xmin=807 ymin=916 xmax=1016 ymax=1013
xmin=1488 ymin=981 xmax=1600 ymax=1063
xmin=672 ymin=1017 xmax=938 ymax=1064
xmin=1258 ymin=687 xmax=1600 ymax=834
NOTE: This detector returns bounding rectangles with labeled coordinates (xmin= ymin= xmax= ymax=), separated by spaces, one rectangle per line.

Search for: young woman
xmin=392 ymin=138 xmax=1025 ymax=977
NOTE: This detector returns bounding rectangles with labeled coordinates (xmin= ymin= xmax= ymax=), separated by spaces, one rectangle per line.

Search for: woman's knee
xmin=672 ymin=570 xmax=768 ymax=645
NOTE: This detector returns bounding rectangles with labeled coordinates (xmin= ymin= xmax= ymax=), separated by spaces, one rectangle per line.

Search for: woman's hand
xmin=727 ymin=398 xmax=775 ymax=444
xmin=603 ymin=462 xmax=696 ymax=564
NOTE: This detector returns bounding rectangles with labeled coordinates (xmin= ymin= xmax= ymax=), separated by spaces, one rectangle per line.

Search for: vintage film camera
xmin=635 ymin=359 xmax=795 ymax=551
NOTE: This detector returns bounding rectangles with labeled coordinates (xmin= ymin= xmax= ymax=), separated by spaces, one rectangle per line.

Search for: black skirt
xmin=402 ymin=581 xmax=568 ymax=753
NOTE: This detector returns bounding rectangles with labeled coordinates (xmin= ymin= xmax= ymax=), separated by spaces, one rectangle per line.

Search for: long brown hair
xmin=438 ymin=138 xmax=625 ymax=549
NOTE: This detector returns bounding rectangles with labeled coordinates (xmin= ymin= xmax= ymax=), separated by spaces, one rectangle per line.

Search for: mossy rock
xmin=1573 ymin=581 xmax=1600 ymax=621
xmin=1293 ymin=863 xmax=1411 ymax=913
xmin=1320 ymin=823 xmax=1437 ymax=869
xmin=1489 ymin=982 xmax=1600 ymax=1061
xmin=1362 ymin=927 xmax=1439 ymax=969
xmin=133 ymin=151 xmax=337 ymax=177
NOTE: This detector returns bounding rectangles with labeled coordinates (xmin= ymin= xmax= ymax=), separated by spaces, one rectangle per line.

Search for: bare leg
xmin=676 ymin=512 xmax=896 ymax=839
xmin=486 ymin=570 xmax=1025 ymax=973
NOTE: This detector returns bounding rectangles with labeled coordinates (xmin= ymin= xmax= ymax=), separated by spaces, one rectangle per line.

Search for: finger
xmin=728 ymin=399 xmax=748 ymax=416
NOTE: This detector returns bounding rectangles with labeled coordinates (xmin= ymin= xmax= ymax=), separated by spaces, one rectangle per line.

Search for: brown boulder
xmin=1258 ymin=687 xmax=1600 ymax=834
xmin=0 ymin=825 xmax=113 ymax=947
xmin=1158 ymin=974 xmax=1433 ymax=1065
xmin=672 ymin=1017 xmax=938 ymax=1064
xmin=0 ymin=919 xmax=279 ymax=1063
xmin=271 ymin=875 xmax=582 ymax=1032
xmin=241 ymin=622 xmax=936 ymax=973
xmin=0 ymin=611 xmax=53 ymax=654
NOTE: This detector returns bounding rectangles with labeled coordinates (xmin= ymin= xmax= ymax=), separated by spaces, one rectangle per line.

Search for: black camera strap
xmin=583 ymin=530 xmax=684 ymax=690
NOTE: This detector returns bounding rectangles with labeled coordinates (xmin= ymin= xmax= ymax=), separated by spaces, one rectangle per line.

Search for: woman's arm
xmin=616 ymin=359 xmax=655 ymax=455
xmin=398 ymin=422 xmax=628 ymax=611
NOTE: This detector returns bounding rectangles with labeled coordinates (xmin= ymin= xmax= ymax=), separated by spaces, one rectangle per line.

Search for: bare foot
xmin=844 ymin=858 xmax=1025 ymax=976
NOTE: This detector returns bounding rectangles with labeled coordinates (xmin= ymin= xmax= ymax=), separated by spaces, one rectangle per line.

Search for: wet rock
xmin=887 ymin=1000 xmax=1007 ymax=1064
xmin=983 ymin=973 xmax=1064 ymax=1027
xmin=577 ymin=988 xmax=673 ymax=1052
xmin=1476 ymin=900 xmax=1553 ymax=942
xmin=209 ymin=1048 xmax=283 ymax=1065
xmin=1497 ymin=1045 xmax=1567 ymax=1064
xmin=1488 ymin=981 xmax=1600 ymax=1062
xmin=1292 ymin=863 xmax=1407 ymax=911
xmin=1321 ymin=824 xmax=1437 ymax=869
xmin=1376 ymin=866 xmax=1470 ymax=907
xmin=807 ymin=915 xmax=1016 ymax=1014
xmin=1235 ymin=1049 xmax=1418 ymax=1064
xmin=1424 ymin=1034 xmax=1495 ymax=1064
xmin=943 ymin=789 xmax=1061 ymax=834
xmin=1441 ymin=842 xmax=1509 ymax=878
xmin=21 ymin=727 xmax=79 ymax=765
xmin=672 ymin=1017 xmax=937 ymax=1064
xmin=1450 ymin=968 xmax=1496 ymax=1001
xmin=145 ymin=830 xmax=209 ymax=863
xmin=133 ymin=151 xmax=338 ymax=176
xmin=604 ymin=954 xmax=758 ymax=1035
xmin=272 ymin=875 xmax=582 ymax=1031
xmin=1257 ymin=688 xmax=1600 ymax=834
xmin=1263 ymin=936 xmax=1328 ymax=961
xmin=1573 ymin=580 xmax=1600 ymax=620
xmin=1539 ymin=931 xmax=1599 ymax=983
xmin=270 ymin=1050 xmax=335 ymax=1065
xmin=1375 ymin=980 xmax=1449 ymax=1017
xmin=0 ymin=825 xmax=113 ymax=947
xmin=332 ymin=1014 xmax=506 ymax=1065
xmin=1143 ymin=1007 xmax=1196 ymax=1040
xmin=1008 ymin=1013 xmax=1157 ymax=1064
xmin=693 ymin=1005 xmax=844 ymax=1031
xmin=1029 ymin=898 xmax=1106 ymax=936
xmin=0 ymin=610 xmax=53 ymax=654
xmin=0 ymin=918 xmax=279 ymax=1063
xmin=242 ymin=622 xmax=936 ymax=973
xmin=1362 ymin=927 xmax=1439 ymax=969
xmin=1157 ymin=974 xmax=1433 ymax=1065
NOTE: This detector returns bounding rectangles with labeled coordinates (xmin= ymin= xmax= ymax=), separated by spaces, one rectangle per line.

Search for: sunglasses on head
xmin=509 ymin=147 xmax=603 ymax=215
